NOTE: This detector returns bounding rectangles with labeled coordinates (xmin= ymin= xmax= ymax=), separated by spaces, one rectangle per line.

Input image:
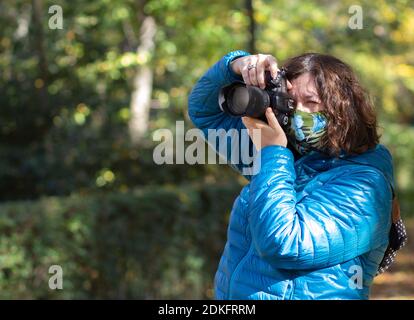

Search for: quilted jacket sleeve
xmin=248 ymin=145 xmax=393 ymax=270
xmin=187 ymin=50 xmax=256 ymax=178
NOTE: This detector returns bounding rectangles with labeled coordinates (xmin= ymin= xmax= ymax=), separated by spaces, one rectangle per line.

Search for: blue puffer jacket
xmin=188 ymin=50 xmax=394 ymax=300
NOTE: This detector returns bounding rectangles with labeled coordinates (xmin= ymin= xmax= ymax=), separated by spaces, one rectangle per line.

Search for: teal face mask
xmin=287 ymin=110 xmax=328 ymax=155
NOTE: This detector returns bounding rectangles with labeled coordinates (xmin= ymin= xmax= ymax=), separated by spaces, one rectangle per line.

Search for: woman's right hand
xmin=230 ymin=54 xmax=280 ymax=90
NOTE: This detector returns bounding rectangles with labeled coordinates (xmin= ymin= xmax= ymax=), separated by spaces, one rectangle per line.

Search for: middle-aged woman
xmin=187 ymin=50 xmax=406 ymax=299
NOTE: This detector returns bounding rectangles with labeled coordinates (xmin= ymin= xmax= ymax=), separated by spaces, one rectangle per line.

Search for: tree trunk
xmin=245 ymin=0 xmax=256 ymax=53
xmin=32 ymin=0 xmax=49 ymax=112
xmin=128 ymin=15 xmax=156 ymax=146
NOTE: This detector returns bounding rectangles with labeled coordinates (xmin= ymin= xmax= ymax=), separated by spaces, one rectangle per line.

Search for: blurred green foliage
xmin=0 ymin=182 xmax=241 ymax=299
xmin=1 ymin=0 xmax=413 ymax=200
xmin=0 ymin=0 xmax=413 ymax=298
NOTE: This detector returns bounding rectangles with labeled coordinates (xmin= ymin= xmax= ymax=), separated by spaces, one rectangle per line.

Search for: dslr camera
xmin=218 ymin=68 xmax=296 ymax=130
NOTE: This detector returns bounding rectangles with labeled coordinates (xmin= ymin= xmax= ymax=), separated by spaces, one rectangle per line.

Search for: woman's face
xmin=287 ymin=72 xmax=324 ymax=113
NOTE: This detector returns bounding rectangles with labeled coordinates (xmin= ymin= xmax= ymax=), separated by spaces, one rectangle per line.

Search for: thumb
xmin=265 ymin=108 xmax=280 ymax=130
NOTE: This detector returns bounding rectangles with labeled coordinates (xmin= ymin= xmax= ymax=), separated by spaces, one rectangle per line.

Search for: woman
xmin=187 ymin=50 xmax=397 ymax=299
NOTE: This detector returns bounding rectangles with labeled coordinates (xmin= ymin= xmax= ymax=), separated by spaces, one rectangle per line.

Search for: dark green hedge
xmin=0 ymin=182 xmax=243 ymax=299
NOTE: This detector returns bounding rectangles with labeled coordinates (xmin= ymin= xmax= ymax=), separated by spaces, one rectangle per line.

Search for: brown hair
xmin=283 ymin=53 xmax=379 ymax=156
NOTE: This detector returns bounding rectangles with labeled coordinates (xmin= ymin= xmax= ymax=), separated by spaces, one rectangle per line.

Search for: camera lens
xmin=229 ymin=86 xmax=250 ymax=115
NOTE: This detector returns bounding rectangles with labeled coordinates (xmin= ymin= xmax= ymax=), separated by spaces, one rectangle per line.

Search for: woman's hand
xmin=232 ymin=53 xmax=290 ymax=150
xmin=230 ymin=54 xmax=279 ymax=89
xmin=242 ymin=108 xmax=287 ymax=150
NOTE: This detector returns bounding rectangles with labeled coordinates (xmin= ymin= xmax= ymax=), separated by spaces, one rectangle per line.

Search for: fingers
xmin=243 ymin=110 xmax=282 ymax=134
xmin=265 ymin=55 xmax=279 ymax=79
xmin=265 ymin=108 xmax=279 ymax=130
xmin=242 ymin=116 xmax=268 ymax=129
xmin=248 ymin=64 xmax=259 ymax=87
xmin=242 ymin=118 xmax=254 ymax=138
xmin=242 ymin=116 xmax=265 ymax=145
xmin=242 ymin=112 xmax=287 ymax=149
xmin=256 ymin=55 xmax=267 ymax=89
xmin=240 ymin=54 xmax=279 ymax=88
xmin=240 ymin=55 xmax=259 ymax=86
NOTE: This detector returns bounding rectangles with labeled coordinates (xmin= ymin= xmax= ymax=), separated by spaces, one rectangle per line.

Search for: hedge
xmin=0 ymin=182 xmax=243 ymax=299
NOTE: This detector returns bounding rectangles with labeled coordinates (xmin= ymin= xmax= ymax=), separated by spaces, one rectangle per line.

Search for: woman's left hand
xmin=242 ymin=107 xmax=287 ymax=150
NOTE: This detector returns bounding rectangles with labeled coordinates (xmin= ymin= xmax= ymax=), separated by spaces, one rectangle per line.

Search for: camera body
xmin=219 ymin=68 xmax=296 ymax=130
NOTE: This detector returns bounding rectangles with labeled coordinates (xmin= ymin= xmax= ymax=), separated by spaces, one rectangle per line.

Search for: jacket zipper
xmin=228 ymin=242 xmax=254 ymax=299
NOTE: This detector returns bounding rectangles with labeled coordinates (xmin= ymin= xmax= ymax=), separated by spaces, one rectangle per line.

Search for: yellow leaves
xmin=114 ymin=50 xmax=150 ymax=67
xmin=76 ymin=103 xmax=90 ymax=115
xmin=382 ymin=85 xmax=398 ymax=114
xmin=231 ymin=11 xmax=245 ymax=25
xmin=163 ymin=42 xmax=177 ymax=55
xmin=254 ymin=11 xmax=267 ymax=24
xmin=55 ymin=41 xmax=84 ymax=67
xmin=77 ymin=51 xmax=152 ymax=83
xmin=396 ymin=63 xmax=414 ymax=78
xmin=153 ymin=90 xmax=170 ymax=109
xmin=165 ymin=14 xmax=176 ymax=27
xmin=118 ymin=107 xmax=131 ymax=121
xmin=73 ymin=113 xmax=86 ymax=125
xmin=34 ymin=79 xmax=44 ymax=89
xmin=343 ymin=52 xmax=412 ymax=115
xmin=390 ymin=8 xmax=414 ymax=44
xmin=112 ymin=7 xmax=129 ymax=20
xmin=136 ymin=51 xmax=151 ymax=64
xmin=120 ymin=53 xmax=137 ymax=68
xmin=382 ymin=123 xmax=414 ymax=190
xmin=96 ymin=169 xmax=116 ymax=187
xmin=97 ymin=62 xmax=110 ymax=73
xmin=112 ymin=52 xmax=149 ymax=68
xmin=379 ymin=2 xmax=397 ymax=23
xmin=75 ymin=15 xmax=98 ymax=27
xmin=68 ymin=218 xmax=82 ymax=233
xmin=395 ymin=63 xmax=414 ymax=92
xmin=73 ymin=103 xmax=90 ymax=125
xmin=103 ymin=170 xmax=115 ymax=182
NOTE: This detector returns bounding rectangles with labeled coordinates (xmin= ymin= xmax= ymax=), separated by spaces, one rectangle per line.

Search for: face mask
xmin=287 ymin=110 xmax=328 ymax=155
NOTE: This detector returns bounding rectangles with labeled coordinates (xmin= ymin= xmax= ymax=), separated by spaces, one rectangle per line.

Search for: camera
xmin=218 ymin=68 xmax=296 ymax=130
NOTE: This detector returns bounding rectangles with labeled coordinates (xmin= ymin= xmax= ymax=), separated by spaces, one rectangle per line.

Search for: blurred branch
xmin=128 ymin=0 xmax=156 ymax=145
xmin=31 ymin=0 xmax=49 ymax=111
xmin=122 ymin=19 xmax=138 ymax=51
xmin=14 ymin=7 xmax=30 ymax=40
xmin=246 ymin=0 xmax=256 ymax=53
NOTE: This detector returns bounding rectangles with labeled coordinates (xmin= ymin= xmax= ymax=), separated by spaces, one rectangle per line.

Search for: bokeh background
xmin=0 ymin=0 xmax=413 ymax=299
